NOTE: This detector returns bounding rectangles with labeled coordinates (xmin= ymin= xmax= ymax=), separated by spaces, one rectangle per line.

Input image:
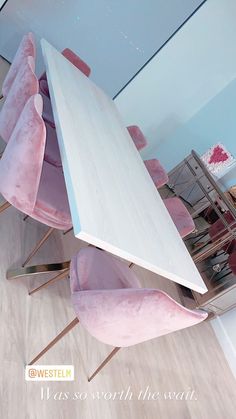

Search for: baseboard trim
xmin=211 ymin=317 xmax=236 ymax=380
xmin=0 ymin=54 xmax=10 ymax=64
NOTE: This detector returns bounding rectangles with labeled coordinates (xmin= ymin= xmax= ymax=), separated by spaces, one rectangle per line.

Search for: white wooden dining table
xmin=40 ymin=39 xmax=207 ymax=294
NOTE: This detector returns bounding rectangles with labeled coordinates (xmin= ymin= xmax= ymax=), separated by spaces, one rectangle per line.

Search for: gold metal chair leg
xmin=63 ymin=227 xmax=73 ymax=235
xmin=29 ymin=267 xmax=70 ymax=295
xmin=88 ymin=347 xmax=121 ymax=382
xmin=6 ymin=261 xmax=70 ymax=280
xmin=0 ymin=201 xmax=11 ymax=213
xmin=29 ymin=317 xmax=79 ymax=365
xmin=22 ymin=227 xmax=55 ymax=267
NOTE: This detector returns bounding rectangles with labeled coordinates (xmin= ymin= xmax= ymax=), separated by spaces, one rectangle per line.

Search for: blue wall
xmin=155 ymin=78 xmax=236 ymax=175
xmin=0 ymin=0 xmax=204 ymax=97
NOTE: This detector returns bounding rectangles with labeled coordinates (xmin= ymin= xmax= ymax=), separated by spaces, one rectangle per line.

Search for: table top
xmin=41 ymin=39 xmax=207 ymax=294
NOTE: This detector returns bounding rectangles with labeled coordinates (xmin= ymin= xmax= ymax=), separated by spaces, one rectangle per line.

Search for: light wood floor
xmin=0 ymin=57 xmax=236 ymax=419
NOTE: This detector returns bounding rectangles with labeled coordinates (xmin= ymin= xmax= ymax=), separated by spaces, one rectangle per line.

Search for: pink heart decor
xmin=209 ymin=145 xmax=229 ymax=164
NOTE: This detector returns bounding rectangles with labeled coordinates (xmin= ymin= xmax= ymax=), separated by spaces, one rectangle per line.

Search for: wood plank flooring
xmin=0 ymin=57 xmax=236 ymax=419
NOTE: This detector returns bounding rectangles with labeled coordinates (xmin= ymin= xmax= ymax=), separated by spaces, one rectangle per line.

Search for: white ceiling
xmin=0 ymin=0 xmax=204 ymax=97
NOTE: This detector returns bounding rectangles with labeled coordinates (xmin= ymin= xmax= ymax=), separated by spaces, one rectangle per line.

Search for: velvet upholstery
xmin=44 ymin=122 xmax=62 ymax=167
xmin=70 ymin=247 xmax=141 ymax=293
xmin=41 ymin=89 xmax=55 ymax=128
xmin=127 ymin=125 xmax=147 ymax=151
xmin=2 ymin=33 xmax=35 ymax=97
xmin=62 ymin=48 xmax=91 ymax=77
xmin=228 ymin=251 xmax=236 ymax=275
xmin=39 ymin=47 xmax=91 ymax=97
xmin=163 ymin=197 xmax=195 ymax=238
xmin=0 ymin=94 xmax=72 ymax=230
xmin=70 ymin=247 xmax=207 ymax=348
xmin=33 ymin=160 xmax=71 ymax=229
xmin=209 ymin=211 xmax=236 ymax=242
xmin=0 ymin=57 xmax=38 ymax=143
xmin=39 ymin=79 xmax=50 ymax=97
xmin=0 ymin=95 xmax=45 ymax=213
xmin=144 ymin=159 xmax=169 ymax=188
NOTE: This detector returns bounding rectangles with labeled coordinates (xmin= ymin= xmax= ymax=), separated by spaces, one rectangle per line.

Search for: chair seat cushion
xmin=164 ymin=197 xmax=195 ymax=238
xmin=32 ymin=161 xmax=72 ymax=230
xmin=70 ymin=247 xmax=141 ymax=293
xmin=44 ymin=122 xmax=62 ymax=168
xmin=144 ymin=159 xmax=168 ymax=188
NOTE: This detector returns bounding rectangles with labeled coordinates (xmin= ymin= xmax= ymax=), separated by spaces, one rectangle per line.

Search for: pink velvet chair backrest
xmin=163 ymin=197 xmax=195 ymax=238
xmin=70 ymin=247 xmax=207 ymax=348
xmin=144 ymin=159 xmax=169 ymax=188
xmin=0 ymin=56 xmax=39 ymax=143
xmin=2 ymin=32 xmax=36 ymax=97
xmin=39 ymin=47 xmax=91 ymax=96
xmin=127 ymin=125 xmax=147 ymax=151
xmin=72 ymin=287 xmax=207 ymax=348
xmin=62 ymin=48 xmax=91 ymax=77
xmin=0 ymin=94 xmax=46 ymax=214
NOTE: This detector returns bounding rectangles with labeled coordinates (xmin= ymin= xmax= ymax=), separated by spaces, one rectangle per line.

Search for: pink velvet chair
xmin=0 ymin=56 xmax=38 ymax=143
xmin=0 ymin=55 xmax=63 ymax=169
xmin=0 ymin=32 xmax=35 ymax=99
xmin=144 ymin=159 xmax=169 ymax=188
xmin=39 ymin=47 xmax=91 ymax=98
xmin=27 ymin=246 xmax=207 ymax=381
xmin=127 ymin=125 xmax=147 ymax=151
xmin=164 ymin=197 xmax=195 ymax=238
xmin=0 ymin=94 xmax=72 ymax=266
xmin=40 ymin=48 xmax=91 ymax=128
xmin=209 ymin=211 xmax=236 ymax=242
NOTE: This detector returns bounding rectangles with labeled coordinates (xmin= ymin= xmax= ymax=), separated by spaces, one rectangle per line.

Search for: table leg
xmin=6 ymin=261 xmax=70 ymax=280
